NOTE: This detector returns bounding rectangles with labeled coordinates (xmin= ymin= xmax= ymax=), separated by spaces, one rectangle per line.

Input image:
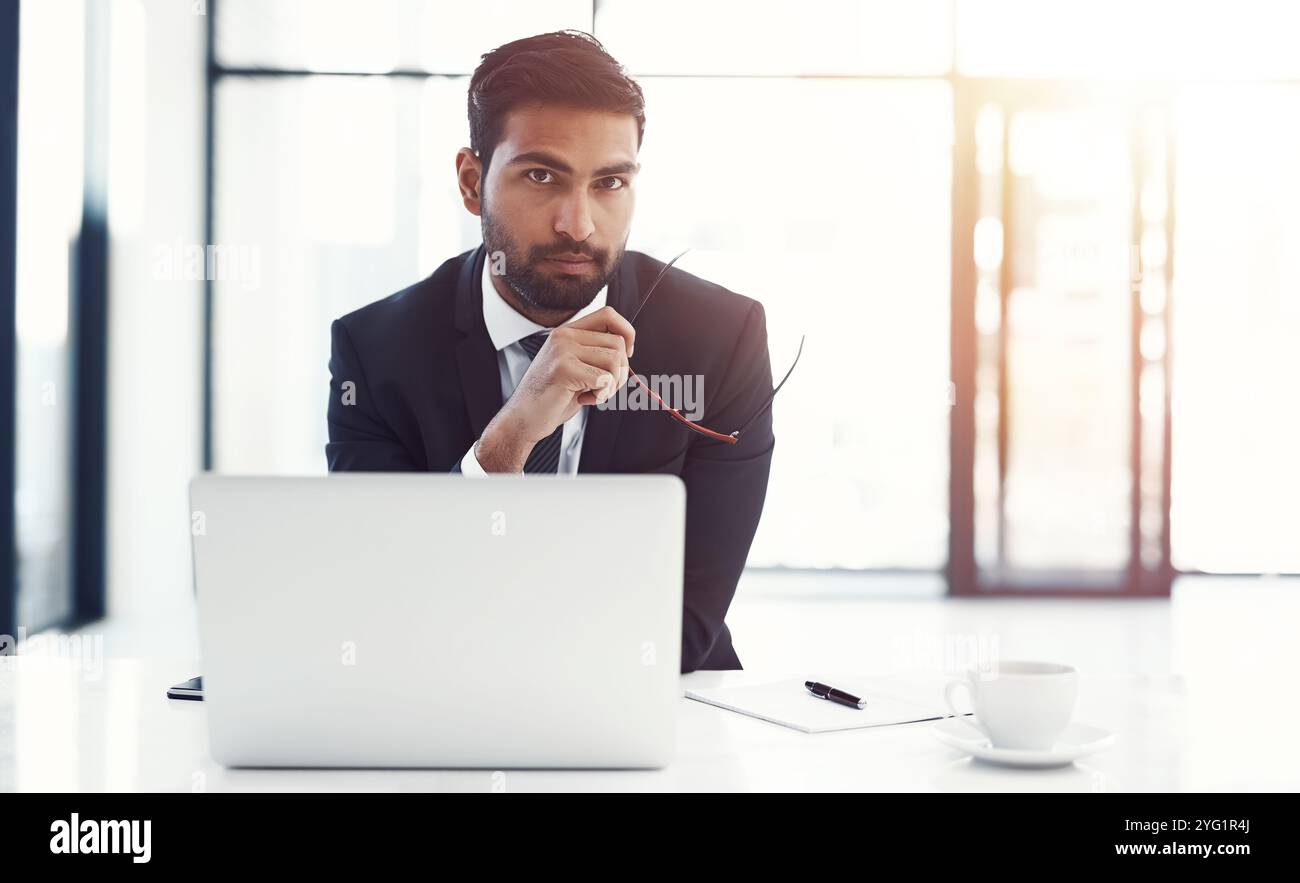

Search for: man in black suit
xmin=326 ymin=31 xmax=774 ymax=672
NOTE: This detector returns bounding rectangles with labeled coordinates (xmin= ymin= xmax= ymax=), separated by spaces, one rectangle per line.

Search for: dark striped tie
xmin=516 ymin=331 xmax=562 ymax=473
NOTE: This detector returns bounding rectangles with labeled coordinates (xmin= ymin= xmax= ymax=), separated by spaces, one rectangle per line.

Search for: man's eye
xmin=527 ymin=169 xmax=554 ymax=184
xmin=598 ymin=176 xmax=626 ymax=191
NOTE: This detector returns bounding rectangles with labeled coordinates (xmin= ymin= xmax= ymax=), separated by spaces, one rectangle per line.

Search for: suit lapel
xmin=453 ymin=245 xmax=504 ymax=440
xmin=578 ymin=255 xmax=638 ymax=474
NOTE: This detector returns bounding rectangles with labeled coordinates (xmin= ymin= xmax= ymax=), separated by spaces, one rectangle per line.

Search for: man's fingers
xmin=558 ymin=358 xmax=618 ymax=402
xmin=519 ymin=309 xmax=633 ymax=421
xmin=564 ymin=305 xmax=635 ymax=358
xmin=545 ymin=327 xmax=628 ymax=392
xmin=554 ymin=327 xmax=628 ymax=361
xmin=572 ymin=345 xmax=628 ymax=389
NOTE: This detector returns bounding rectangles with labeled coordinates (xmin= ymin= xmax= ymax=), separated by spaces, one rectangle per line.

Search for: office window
xmin=596 ymin=0 xmax=952 ymax=76
xmin=168 ymin=0 xmax=1300 ymax=588
xmin=629 ymin=79 xmax=952 ymax=568
xmin=956 ymin=0 xmax=1300 ymax=80
xmin=209 ymin=3 xmax=953 ymax=571
xmin=1171 ymin=85 xmax=1300 ymax=574
xmin=216 ymin=0 xmax=593 ymax=73
xmin=215 ymin=75 xmax=441 ymax=473
xmin=975 ymin=106 xmax=1135 ymax=576
xmin=13 ymin=0 xmax=85 ymax=630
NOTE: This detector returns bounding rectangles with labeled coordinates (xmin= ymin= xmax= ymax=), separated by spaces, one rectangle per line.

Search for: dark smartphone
xmin=166 ymin=676 xmax=204 ymax=701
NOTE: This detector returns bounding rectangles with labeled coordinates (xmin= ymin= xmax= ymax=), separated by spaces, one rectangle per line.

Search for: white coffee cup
xmin=943 ymin=661 xmax=1078 ymax=750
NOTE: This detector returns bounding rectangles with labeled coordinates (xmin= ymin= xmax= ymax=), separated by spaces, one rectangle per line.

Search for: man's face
xmin=477 ymin=104 xmax=640 ymax=313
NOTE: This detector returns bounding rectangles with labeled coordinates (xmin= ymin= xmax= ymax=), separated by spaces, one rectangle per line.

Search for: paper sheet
xmin=686 ymin=676 xmax=959 ymax=733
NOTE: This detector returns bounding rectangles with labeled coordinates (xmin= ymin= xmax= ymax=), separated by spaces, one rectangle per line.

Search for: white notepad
xmin=685 ymin=676 xmax=956 ymax=733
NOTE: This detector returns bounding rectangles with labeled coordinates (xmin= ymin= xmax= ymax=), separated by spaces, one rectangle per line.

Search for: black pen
xmin=805 ymin=681 xmax=866 ymax=710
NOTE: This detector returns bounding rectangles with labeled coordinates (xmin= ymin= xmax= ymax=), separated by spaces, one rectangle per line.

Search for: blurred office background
xmin=3 ymin=0 xmax=1298 ymax=658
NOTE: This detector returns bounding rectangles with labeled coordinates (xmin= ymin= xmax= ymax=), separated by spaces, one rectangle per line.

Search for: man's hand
xmin=474 ymin=306 xmax=636 ymax=473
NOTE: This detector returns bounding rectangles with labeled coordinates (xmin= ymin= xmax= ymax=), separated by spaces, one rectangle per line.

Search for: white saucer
xmin=931 ymin=717 xmax=1117 ymax=768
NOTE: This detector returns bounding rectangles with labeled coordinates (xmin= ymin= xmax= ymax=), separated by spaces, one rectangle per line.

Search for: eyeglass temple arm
xmin=732 ymin=333 xmax=805 ymax=440
xmin=628 ymin=248 xmax=690 ymax=327
xmin=628 ymin=248 xmax=803 ymax=442
xmin=628 ymin=371 xmax=741 ymax=444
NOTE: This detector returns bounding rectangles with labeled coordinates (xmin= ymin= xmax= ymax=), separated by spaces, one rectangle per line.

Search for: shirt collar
xmin=481 ymin=256 xmax=608 ymax=352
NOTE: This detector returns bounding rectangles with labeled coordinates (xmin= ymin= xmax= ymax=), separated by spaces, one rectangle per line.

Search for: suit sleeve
xmin=326 ymin=318 xmax=420 ymax=472
xmin=678 ymin=300 xmax=775 ymax=672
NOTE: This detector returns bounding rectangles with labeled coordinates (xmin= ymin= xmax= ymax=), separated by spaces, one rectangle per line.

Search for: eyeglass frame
xmin=621 ymin=249 xmax=804 ymax=445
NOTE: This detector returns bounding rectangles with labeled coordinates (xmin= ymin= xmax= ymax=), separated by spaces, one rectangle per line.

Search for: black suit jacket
xmin=325 ymin=245 xmax=774 ymax=672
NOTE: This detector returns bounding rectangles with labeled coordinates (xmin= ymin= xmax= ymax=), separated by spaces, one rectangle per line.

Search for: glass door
xmin=949 ymin=81 xmax=1175 ymax=595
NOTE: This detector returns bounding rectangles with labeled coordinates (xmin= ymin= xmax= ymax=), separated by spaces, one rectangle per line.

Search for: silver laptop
xmin=190 ymin=474 xmax=684 ymax=769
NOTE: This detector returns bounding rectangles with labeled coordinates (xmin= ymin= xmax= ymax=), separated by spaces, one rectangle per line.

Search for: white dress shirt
xmin=458 ymin=259 xmax=608 ymax=476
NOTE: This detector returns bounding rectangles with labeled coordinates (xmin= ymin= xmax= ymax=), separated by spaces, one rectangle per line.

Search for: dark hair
xmin=468 ymin=30 xmax=645 ymax=177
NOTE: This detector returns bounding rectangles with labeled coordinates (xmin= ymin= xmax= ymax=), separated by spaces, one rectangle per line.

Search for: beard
xmin=481 ymin=209 xmax=623 ymax=313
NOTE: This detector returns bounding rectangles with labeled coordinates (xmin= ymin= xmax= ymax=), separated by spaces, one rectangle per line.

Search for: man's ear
xmin=455 ymin=147 xmax=483 ymax=216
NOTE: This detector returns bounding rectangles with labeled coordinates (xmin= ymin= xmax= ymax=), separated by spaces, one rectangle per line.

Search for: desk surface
xmin=1 ymin=657 xmax=1293 ymax=792
xmin=6 ymin=577 xmax=1300 ymax=792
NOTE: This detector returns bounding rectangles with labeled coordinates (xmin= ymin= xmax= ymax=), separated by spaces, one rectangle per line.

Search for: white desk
xmin=0 ymin=658 xmax=1290 ymax=792
xmin=3 ymin=576 xmax=1297 ymax=792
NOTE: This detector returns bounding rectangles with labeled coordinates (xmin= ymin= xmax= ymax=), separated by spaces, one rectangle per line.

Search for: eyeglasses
xmin=625 ymin=249 xmax=804 ymax=445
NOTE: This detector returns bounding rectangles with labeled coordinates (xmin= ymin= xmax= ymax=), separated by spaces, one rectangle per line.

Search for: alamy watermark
xmin=597 ymin=372 xmax=703 ymax=420
xmin=890 ymin=630 xmax=1001 ymax=680
xmin=0 ymin=627 xmax=104 ymax=681
xmin=152 ymin=239 xmax=260 ymax=291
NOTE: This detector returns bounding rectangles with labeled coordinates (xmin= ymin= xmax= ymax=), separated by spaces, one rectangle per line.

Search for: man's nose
xmin=553 ymin=189 xmax=595 ymax=242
